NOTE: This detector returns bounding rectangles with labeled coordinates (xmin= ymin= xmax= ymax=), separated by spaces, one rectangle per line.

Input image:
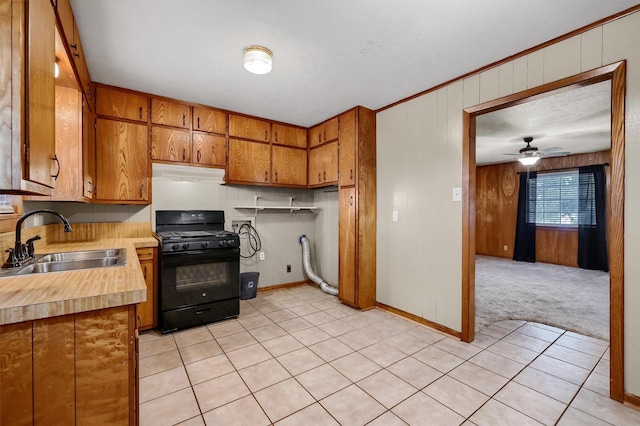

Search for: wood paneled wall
xmin=475 ymin=150 xmax=611 ymax=266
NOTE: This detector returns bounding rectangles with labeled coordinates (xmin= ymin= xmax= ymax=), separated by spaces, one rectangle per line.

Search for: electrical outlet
xmin=392 ymin=211 xmax=399 ymax=222
xmin=286 ymin=264 xmax=291 ymax=273
xmin=259 ymin=252 xmax=265 ymax=261
xmin=503 ymin=245 xmax=508 ymax=251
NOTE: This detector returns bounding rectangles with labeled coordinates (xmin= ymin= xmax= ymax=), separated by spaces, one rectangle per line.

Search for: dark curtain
xmin=578 ymin=165 xmax=609 ymax=271
xmin=513 ymin=171 xmax=537 ymax=262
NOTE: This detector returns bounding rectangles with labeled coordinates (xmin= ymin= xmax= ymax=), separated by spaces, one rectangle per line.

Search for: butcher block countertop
xmin=0 ymin=237 xmax=158 ymax=325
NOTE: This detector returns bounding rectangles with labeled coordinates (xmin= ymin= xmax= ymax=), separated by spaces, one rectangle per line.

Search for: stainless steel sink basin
xmin=37 ymin=249 xmax=122 ymax=263
xmin=0 ymin=248 xmax=128 ymax=276
xmin=17 ymin=257 xmax=121 ymax=275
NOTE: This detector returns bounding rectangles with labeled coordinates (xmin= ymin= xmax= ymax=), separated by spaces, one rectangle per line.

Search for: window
xmin=528 ymin=171 xmax=580 ymax=226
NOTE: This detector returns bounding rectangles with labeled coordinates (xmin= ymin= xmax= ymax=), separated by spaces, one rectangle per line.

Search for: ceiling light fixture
xmin=518 ymin=155 xmax=540 ymax=166
xmin=54 ymin=58 xmax=60 ymax=78
xmin=243 ymin=46 xmax=272 ymax=74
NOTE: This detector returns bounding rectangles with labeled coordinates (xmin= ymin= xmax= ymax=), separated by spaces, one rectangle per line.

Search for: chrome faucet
xmin=2 ymin=209 xmax=73 ymax=268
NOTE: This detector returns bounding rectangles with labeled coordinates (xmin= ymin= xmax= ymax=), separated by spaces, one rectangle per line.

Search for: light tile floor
xmin=139 ymin=285 xmax=640 ymax=425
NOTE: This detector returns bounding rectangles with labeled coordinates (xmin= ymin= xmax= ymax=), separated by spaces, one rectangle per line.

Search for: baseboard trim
xmin=624 ymin=393 xmax=640 ymax=411
xmin=257 ymin=280 xmax=313 ymax=293
xmin=376 ymin=302 xmax=463 ymax=339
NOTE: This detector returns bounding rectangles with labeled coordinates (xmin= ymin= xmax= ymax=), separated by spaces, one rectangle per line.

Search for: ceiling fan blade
xmin=503 ymin=153 xmax=520 ymax=156
xmin=540 ymin=146 xmax=564 ymax=153
xmin=543 ymin=151 xmax=570 ymax=157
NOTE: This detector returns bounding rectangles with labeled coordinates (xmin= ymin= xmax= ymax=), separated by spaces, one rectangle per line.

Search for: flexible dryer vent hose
xmin=299 ymin=235 xmax=339 ymax=296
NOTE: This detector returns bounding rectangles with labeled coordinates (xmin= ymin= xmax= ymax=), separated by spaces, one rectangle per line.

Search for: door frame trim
xmin=461 ymin=61 xmax=626 ymax=402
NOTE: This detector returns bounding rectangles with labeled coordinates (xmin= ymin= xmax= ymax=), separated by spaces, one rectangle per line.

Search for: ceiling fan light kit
xmin=518 ymin=155 xmax=541 ymax=166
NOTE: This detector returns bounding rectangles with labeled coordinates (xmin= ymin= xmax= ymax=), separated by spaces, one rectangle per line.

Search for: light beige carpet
xmin=475 ymin=255 xmax=610 ymax=340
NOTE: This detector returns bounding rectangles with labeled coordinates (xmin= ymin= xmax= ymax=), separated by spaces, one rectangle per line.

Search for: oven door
xmin=160 ymin=248 xmax=240 ymax=311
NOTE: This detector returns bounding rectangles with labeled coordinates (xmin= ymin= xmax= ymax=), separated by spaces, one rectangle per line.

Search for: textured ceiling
xmin=70 ymin=0 xmax=637 ymax=127
xmin=476 ymin=81 xmax=612 ymax=165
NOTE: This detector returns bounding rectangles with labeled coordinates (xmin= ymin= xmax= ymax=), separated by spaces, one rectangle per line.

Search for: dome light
xmin=243 ymin=46 xmax=273 ymax=74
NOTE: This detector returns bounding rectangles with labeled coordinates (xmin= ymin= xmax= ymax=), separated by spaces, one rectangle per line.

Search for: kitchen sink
xmin=0 ymin=248 xmax=127 ymax=277
xmin=17 ymin=257 xmax=122 ymax=275
xmin=36 ymin=249 xmax=123 ymax=263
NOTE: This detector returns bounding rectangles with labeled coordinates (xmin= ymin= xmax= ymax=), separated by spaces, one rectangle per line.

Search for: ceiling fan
xmin=504 ymin=136 xmax=570 ymax=165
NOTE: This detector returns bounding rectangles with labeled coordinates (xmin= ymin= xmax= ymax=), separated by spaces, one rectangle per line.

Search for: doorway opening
xmin=461 ymin=61 xmax=626 ymax=401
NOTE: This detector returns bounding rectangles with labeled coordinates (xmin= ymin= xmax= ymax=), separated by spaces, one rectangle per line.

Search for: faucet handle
xmin=2 ymin=248 xmax=20 ymax=269
xmin=25 ymin=234 xmax=41 ymax=258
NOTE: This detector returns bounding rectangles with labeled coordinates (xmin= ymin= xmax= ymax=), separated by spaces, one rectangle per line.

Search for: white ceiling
xmin=70 ymin=0 xmax=637 ymax=127
xmin=476 ymin=81 xmax=612 ymax=165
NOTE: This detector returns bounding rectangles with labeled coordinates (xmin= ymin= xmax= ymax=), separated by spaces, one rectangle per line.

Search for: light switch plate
xmin=452 ymin=187 xmax=462 ymax=201
xmin=392 ymin=211 xmax=399 ymax=222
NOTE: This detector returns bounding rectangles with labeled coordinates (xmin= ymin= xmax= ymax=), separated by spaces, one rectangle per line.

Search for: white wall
xmin=376 ymin=11 xmax=640 ymax=394
xmin=26 ymin=163 xmax=339 ymax=290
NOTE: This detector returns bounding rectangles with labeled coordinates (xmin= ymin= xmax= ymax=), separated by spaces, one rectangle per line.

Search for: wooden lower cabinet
xmin=0 ymin=305 xmax=138 ymax=425
xmin=137 ymin=247 xmax=157 ymax=330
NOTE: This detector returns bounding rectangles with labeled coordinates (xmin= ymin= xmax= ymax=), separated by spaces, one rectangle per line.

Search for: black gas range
xmin=156 ymin=210 xmax=240 ymax=333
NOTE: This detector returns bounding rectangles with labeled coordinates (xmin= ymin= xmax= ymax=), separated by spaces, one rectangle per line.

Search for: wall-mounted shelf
xmin=233 ymin=195 xmax=318 ymax=214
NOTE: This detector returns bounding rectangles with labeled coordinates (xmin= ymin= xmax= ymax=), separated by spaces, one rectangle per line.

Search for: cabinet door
xmin=75 ymin=306 xmax=134 ymax=425
xmin=229 ymin=114 xmax=270 ymax=142
xmin=51 ymin=85 xmax=83 ymax=201
xmin=27 ymin=0 xmax=56 ymax=188
xmin=95 ymin=119 xmax=149 ymax=202
xmin=136 ymin=248 xmax=157 ymax=331
xmin=339 ymin=109 xmax=356 ymax=187
xmin=272 ymin=123 xmax=306 ymax=148
xmin=272 ymin=146 xmax=307 ymax=186
xmin=151 ymin=127 xmax=191 ymax=163
xmin=193 ymin=107 xmax=226 ymax=134
xmin=82 ymin=95 xmax=95 ymax=199
xmin=151 ymin=98 xmax=191 ymax=129
xmin=192 ymin=132 xmax=226 ymax=167
xmin=0 ymin=322 xmax=33 ymax=425
xmin=339 ymin=187 xmax=357 ymax=306
xmin=309 ymin=141 xmax=338 ymax=186
xmin=33 ymin=316 xmax=75 ymax=425
xmin=309 ymin=117 xmax=339 ymax=148
xmin=228 ymin=138 xmax=271 ymax=184
xmin=96 ymin=86 xmax=149 ymax=122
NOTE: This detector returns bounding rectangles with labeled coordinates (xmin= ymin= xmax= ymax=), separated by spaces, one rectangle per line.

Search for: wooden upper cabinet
xmin=309 ymin=116 xmax=339 ymax=148
xmin=151 ymin=127 xmax=191 ymax=163
xmin=95 ymin=118 xmax=149 ymax=203
xmin=272 ymin=146 xmax=307 ymax=186
xmin=272 ymin=123 xmax=307 ymax=148
xmin=229 ymin=114 xmax=270 ymax=142
xmin=96 ymin=86 xmax=149 ymax=122
xmin=308 ymin=141 xmax=338 ymax=187
xmin=227 ymin=138 xmax=271 ymax=184
xmin=55 ymin=0 xmax=92 ymax=101
xmin=193 ymin=107 xmax=226 ymax=134
xmin=151 ymin=98 xmax=191 ymax=129
xmin=192 ymin=133 xmax=226 ymax=168
xmin=27 ymin=0 xmax=57 ymax=189
xmin=339 ymin=109 xmax=356 ymax=187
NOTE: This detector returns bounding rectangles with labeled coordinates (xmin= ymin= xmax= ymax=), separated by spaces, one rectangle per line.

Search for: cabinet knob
xmin=265 ymin=130 xmax=268 ymax=140
xmin=73 ymin=52 xmax=80 ymax=58
xmin=197 ymin=116 xmax=200 ymax=129
xmin=70 ymin=43 xmax=77 ymax=50
xmin=139 ymin=107 xmax=143 ymax=120
xmin=318 ymin=173 xmax=321 ymax=182
xmin=323 ymin=171 xmax=326 ymax=181
xmin=275 ymin=172 xmax=278 ymax=182
xmin=139 ymin=185 xmax=144 ymax=199
xmin=142 ymin=265 xmax=147 ymax=279
xmin=350 ymin=169 xmax=353 ymax=180
xmin=197 ymin=149 xmax=201 ymax=162
xmin=323 ymin=131 xmax=326 ymax=141
xmin=51 ymin=155 xmax=61 ymax=181
xmin=275 ymin=132 xmax=278 ymax=142
xmin=264 ymin=171 xmax=268 ymax=181
xmin=350 ymin=195 xmax=354 ymax=205
xmin=182 ymin=113 xmax=186 ymax=126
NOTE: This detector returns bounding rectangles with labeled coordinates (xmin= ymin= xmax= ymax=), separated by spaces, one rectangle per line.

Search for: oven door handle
xmin=195 ymin=308 xmax=214 ymax=315
xmin=162 ymin=248 xmax=240 ymax=258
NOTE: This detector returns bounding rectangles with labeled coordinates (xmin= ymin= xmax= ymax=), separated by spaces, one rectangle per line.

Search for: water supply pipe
xmin=299 ymin=235 xmax=339 ymax=296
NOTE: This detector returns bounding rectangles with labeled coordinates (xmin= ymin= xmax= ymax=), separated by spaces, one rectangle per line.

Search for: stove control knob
xmin=201 ymin=241 xmax=209 ymax=248
xmin=182 ymin=243 xmax=190 ymax=250
xmin=219 ymin=240 xmax=226 ymax=247
xmin=227 ymin=239 xmax=235 ymax=245
xmin=171 ymin=244 xmax=180 ymax=251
